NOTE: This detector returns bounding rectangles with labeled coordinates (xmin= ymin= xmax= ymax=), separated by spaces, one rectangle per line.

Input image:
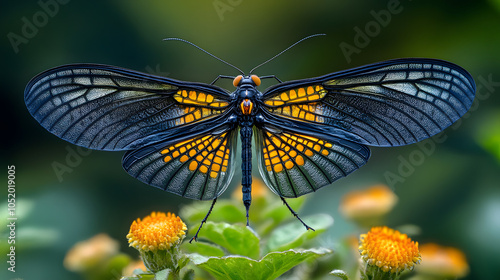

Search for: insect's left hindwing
xmin=123 ymin=127 xmax=239 ymax=200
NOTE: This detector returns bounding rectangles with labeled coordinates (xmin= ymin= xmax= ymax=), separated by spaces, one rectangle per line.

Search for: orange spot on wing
xmin=298 ymin=88 xmax=306 ymax=97
xmin=273 ymin=164 xmax=283 ymax=172
xmin=295 ymin=155 xmax=304 ymax=165
xmin=212 ymin=164 xmax=221 ymax=172
xmin=305 ymin=149 xmax=314 ymax=157
xmin=199 ymin=165 xmax=208 ymax=173
xmin=189 ymin=161 xmax=198 ymax=171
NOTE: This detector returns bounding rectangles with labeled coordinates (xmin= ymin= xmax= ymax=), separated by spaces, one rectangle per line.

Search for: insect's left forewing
xmin=262 ymin=58 xmax=476 ymax=147
xmin=123 ymin=125 xmax=238 ymax=200
xmin=24 ymin=64 xmax=231 ymax=151
xmin=255 ymin=126 xmax=370 ymax=198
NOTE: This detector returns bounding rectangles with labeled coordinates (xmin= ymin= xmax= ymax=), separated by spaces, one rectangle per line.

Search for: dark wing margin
xmin=255 ymin=126 xmax=370 ymax=198
xmin=123 ymin=126 xmax=238 ymax=200
xmin=262 ymin=58 xmax=476 ymax=147
xmin=24 ymin=64 xmax=231 ymax=151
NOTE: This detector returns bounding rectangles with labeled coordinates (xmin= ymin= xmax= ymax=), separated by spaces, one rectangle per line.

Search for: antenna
xmin=163 ymin=37 xmax=245 ymax=75
xmin=249 ymin=33 xmax=326 ymax=74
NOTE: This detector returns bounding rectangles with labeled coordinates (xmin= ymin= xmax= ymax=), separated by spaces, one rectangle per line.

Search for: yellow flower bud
xmin=127 ymin=211 xmax=187 ymax=273
xmin=359 ymin=226 xmax=421 ymax=278
xmin=417 ymin=243 xmax=469 ymax=278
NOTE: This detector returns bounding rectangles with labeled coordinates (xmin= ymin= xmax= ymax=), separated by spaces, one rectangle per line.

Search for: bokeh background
xmin=1 ymin=0 xmax=499 ymax=279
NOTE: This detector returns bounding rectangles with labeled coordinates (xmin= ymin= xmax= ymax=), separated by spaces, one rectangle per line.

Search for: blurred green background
xmin=1 ymin=0 xmax=499 ymax=279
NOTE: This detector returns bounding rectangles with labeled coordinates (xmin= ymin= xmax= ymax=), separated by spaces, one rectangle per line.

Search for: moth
xmin=24 ymin=37 xmax=476 ymax=241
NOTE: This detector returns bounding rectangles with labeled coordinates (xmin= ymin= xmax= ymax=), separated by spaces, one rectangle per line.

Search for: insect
xmin=24 ymin=35 xmax=476 ymax=241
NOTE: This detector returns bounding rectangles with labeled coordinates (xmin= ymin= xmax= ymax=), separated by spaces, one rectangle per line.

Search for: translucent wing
xmin=123 ymin=126 xmax=238 ymax=200
xmin=262 ymin=58 xmax=476 ymax=147
xmin=255 ymin=126 xmax=370 ymax=198
xmin=24 ymin=64 xmax=231 ymax=151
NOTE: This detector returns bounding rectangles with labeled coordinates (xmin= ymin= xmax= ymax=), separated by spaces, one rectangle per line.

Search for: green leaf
xmin=261 ymin=196 xmax=306 ymax=223
xmin=120 ymin=270 xmax=154 ymax=280
xmin=189 ymin=248 xmax=331 ymax=280
xmin=132 ymin=268 xmax=145 ymax=275
xmin=181 ymin=240 xmax=225 ymax=257
xmin=265 ymin=214 xmax=334 ymax=253
xmin=330 ymin=269 xmax=350 ymax=280
xmin=329 ymin=237 xmax=360 ymax=280
xmin=121 ymin=277 xmax=139 ymax=280
xmin=181 ymin=200 xmax=246 ymax=227
xmin=178 ymin=255 xmax=190 ymax=271
xmin=198 ymin=222 xmax=260 ymax=259
xmin=132 ymin=268 xmax=150 ymax=275
xmin=181 ymin=269 xmax=195 ymax=280
xmin=154 ymin=268 xmax=171 ymax=280
xmin=256 ymin=196 xmax=308 ymax=236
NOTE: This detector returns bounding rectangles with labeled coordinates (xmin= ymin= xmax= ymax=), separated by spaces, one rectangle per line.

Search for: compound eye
xmin=233 ymin=75 xmax=243 ymax=87
xmin=251 ymin=75 xmax=261 ymax=86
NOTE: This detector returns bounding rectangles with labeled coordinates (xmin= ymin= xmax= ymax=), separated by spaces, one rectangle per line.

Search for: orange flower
xmin=127 ymin=212 xmax=187 ymax=251
xmin=64 ymin=233 xmax=119 ymax=272
xmin=417 ymin=243 xmax=469 ymax=278
xmin=359 ymin=226 xmax=421 ymax=274
xmin=127 ymin=211 xmax=187 ymax=273
xmin=340 ymin=184 xmax=397 ymax=221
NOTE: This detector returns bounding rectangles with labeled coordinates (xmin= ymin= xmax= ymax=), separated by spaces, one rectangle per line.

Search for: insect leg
xmin=280 ymin=196 xmax=315 ymax=231
xmin=210 ymin=75 xmax=235 ymax=85
xmin=259 ymin=75 xmax=283 ymax=83
xmin=189 ymin=198 xmax=218 ymax=243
